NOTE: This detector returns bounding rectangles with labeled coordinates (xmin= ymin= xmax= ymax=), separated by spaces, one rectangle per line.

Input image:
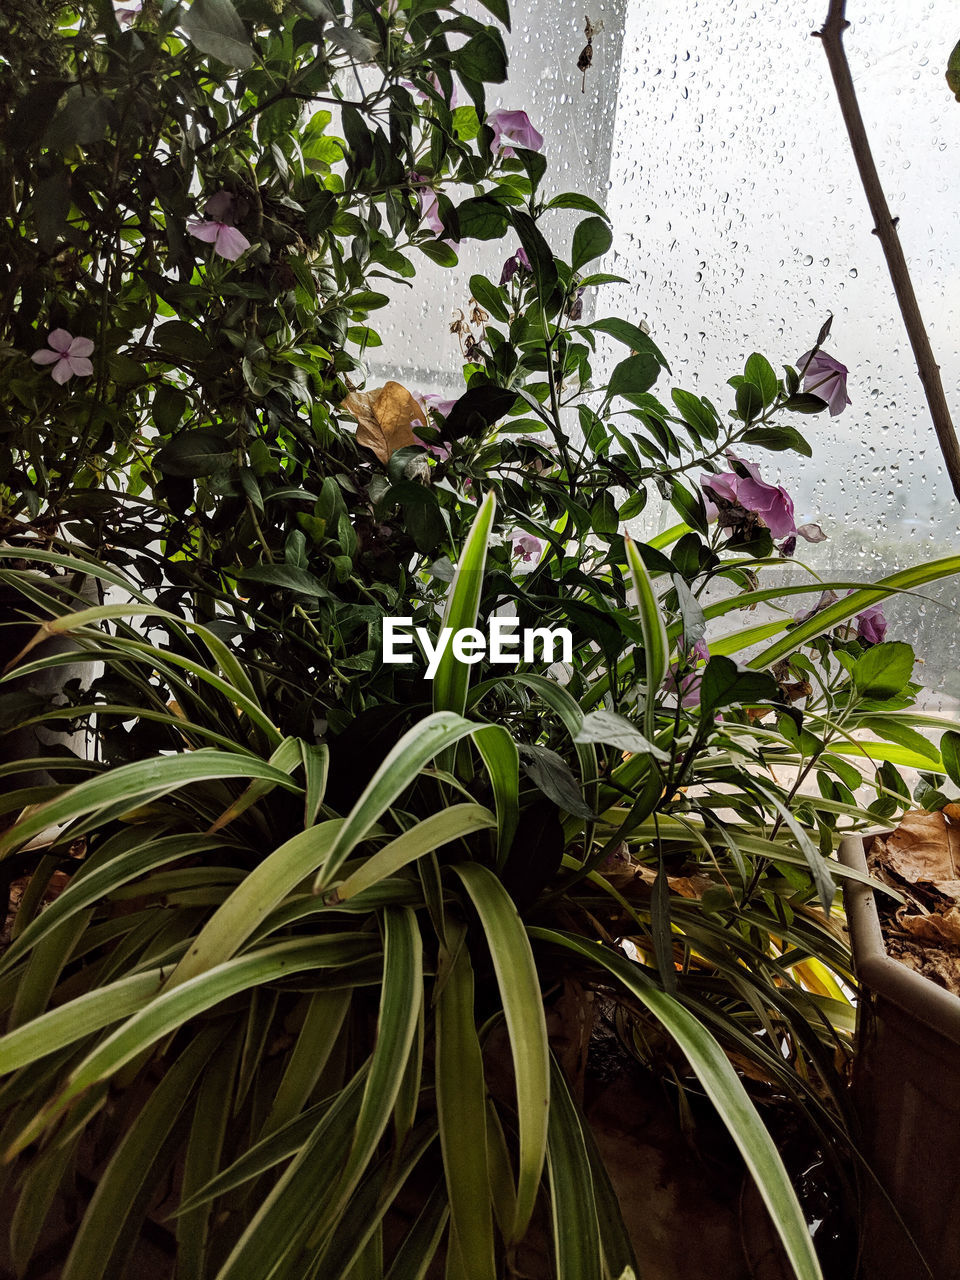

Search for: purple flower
xmin=856 ymin=603 xmax=887 ymax=645
xmin=666 ymin=638 xmax=710 ymax=707
xmin=403 ymin=72 xmax=458 ymax=108
xmin=408 ymin=173 xmax=458 ymax=245
xmin=113 ymin=0 xmax=142 ymax=25
xmin=412 ymin=394 xmax=457 ymax=460
xmin=422 ymin=393 xmax=457 ymax=419
xmin=794 ymin=589 xmax=840 ymax=624
xmin=701 ymin=455 xmax=825 ymax=548
xmin=798 ymin=349 xmax=851 ymax=417
xmin=31 ymin=329 xmax=95 ymax=384
xmin=187 ymin=191 xmax=251 ymax=261
xmin=701 ymin=455 xmax=796 ymax=540
xmin=487 ymin=110 xmax=544 ymax=158
xmin=513 ymin=533 xmax=543 ymax=562
xmin=500 ymin=246 xmax=532 ymax=285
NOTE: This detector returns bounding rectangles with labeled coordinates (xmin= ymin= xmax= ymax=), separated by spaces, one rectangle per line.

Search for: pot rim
xmin=838 ymin=832 xmax=960 ymax=1046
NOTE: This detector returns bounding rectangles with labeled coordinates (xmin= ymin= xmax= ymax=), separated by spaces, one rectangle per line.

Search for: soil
xmin=866 ymin=811 xmax=960 ymax=996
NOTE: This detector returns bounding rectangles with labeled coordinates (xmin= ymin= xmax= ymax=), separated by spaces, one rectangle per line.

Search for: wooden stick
xmin=815 ymin=0 xmax=960 ymax=502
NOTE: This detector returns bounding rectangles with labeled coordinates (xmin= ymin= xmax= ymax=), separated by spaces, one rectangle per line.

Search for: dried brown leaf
xmin=883 ymin=810 xmax=960 ymax=886
xmin=898 ymin=906 xmax=960 ymax=948
xmin=342 ymin=381 xmax=424 ymax=463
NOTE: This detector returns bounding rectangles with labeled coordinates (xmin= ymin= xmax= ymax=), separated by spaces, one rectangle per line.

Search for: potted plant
xmin=840 ymin=804 xmax=960 ymax=1280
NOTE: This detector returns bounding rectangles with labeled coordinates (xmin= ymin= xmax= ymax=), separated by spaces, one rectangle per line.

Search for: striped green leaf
xmin=624 ymin=536 xmax=669 ymax=740
xmin=432 ymin=490 xmax=497 ymax=719
xmin=530 ymin=929 xmax=823 ymax=1280
xmin=452 ymin=863 xmax=549 ymax=1240
xmin=435 ymin=932 xmax=496 ymax=1280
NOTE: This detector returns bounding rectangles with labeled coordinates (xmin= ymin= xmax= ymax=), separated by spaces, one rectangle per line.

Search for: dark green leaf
xmin=735 ymin=381 xmax=764 ymax=424
xmin=470 ymin=275 xmax=509 ymax=323
xmin=941 ymin=730 xmax=960 ymax=788
xmin=744 ymin=353 xmax=778 ymax=407
xmin=739 ymin=426 xmax=812 ymax=458
xmin=155 ymin=431 xmax=231 ymax=478
xmin=545 ymin=192 xmax=609 ymax=219
xmin=571 ymin=217 xmax=612 ymax=272
xmin=181 ymin=0 xmax=254 ymax=68
xmin=606 ymin=354 xmax=660 ymax=404
xmin=700 ymin=656 xmax=779 ymax=719
xmin=517 ymin=745 xmax=594 ymax=818
xmin=454 ymin=196 xmax=509 ymax=241
xmin=456 ymin=30 xmax=507 ymax=83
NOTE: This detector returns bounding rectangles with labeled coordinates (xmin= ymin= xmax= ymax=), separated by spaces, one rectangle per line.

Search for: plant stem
xmin=815 ymin=1 xmax=960 ymax=501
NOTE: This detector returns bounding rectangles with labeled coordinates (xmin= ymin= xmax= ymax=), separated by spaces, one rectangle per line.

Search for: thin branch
xmin=815 ymin=0 xmax=960 ymax=502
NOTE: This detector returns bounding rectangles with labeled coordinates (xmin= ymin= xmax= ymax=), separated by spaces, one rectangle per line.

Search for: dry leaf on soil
xmin=882 ymin=809 xmax=960 ymax=887
xmin=897 ymin=907 xmax=960 ymax=948
xmin=342 ymin=381 xmax=424 ymax=463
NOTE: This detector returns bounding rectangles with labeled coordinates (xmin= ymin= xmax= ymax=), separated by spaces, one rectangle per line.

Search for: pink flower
xmin=412 ymin=393 xmax=456 ymax=459
xmin=856 ymin=603 xmax=887 ymax=645
xmin=513 ymin=533 xmax=543 ymax=562
xmin=701 ymin=455 xmax=797 ymax=540
xmin=187 ymin=191 xmax=251 ymax=261
xmin=113 ymin=0 xmax=142 ymax=25
xmin=408 ymin=173 xmax=459 ymax=245
xmin=487 ymin=110 xmax=544 ymax=158
xmin=665 ymin=638 xmax=710 ymax=707
xmin=798 ymin=349 xmax=851 ymax=417
xmin=30 ymin=329 xmax=95 ymax=384
xmin=403 ymin=72 xmax=458 ymax=108
xmin=500 ymin=246 xmax=531 ymax=285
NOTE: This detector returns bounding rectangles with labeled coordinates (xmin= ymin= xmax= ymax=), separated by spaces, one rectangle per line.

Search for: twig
xmin=815 ymin=1 xmax=960 ymax=502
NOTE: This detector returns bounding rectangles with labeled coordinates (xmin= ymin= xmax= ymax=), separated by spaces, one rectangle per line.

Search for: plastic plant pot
xmin=838 ymin=832 xmax=960 ymax=1280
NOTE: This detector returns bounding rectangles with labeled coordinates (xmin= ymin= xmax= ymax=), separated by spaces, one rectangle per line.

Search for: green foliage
xmin=1 ymin=0 xmax=957 ymax=1276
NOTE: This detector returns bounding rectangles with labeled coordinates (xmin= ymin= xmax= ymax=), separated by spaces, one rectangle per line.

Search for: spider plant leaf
xmin=60 ymin=1025 xmax=222 ymax=1280
xmin=432 ymin=490 xmax=497 ymax=720
xmin=332 ymin=803 xmax=496 ymax=902
xmin=451 ymin=863 xmax=549 ymax=1240
xmin=435 ymin=930 xmax=496 ymax=1280
xmin=546 ymin=1056 xmax=603 ymax=1280
xmin=624 ymin=535 xmax=668 ymax=739
xmin=530 ymin=928 xmax=823 ymax=1280
xmin=0 ymin=751 xmax=302 ymax=859
xmin=307 ymin=907 xmax=423 ymax=1245
xmin=6 ymin=936 xmax=375 ymax=1155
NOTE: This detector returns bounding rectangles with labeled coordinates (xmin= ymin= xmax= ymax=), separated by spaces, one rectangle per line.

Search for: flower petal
xmin=51 ymin=358 xmax=73 ymax=384
xmin=203 ymin=190 xmax=234 ymax=221
xmin=67 ymin=356 xmax=94 ymax=378
xmin=796 ymin=522 xmax=827 ymax=543
xmin=66 ymin=336 xmax=94 ymax=359
xmin=187 ymin=219 xmax=220 ymax=244
xmin=31 ymin=348 xmax=60 ymax=365
xmin=47 ymin=328 xmax=73 ymax=353
xmin=214 ymin=225 xmax=251 ymax=261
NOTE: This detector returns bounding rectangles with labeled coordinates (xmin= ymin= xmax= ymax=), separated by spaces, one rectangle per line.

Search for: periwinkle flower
xmin=499 ymin=246 xmax=532 ymax=285
xmin=412 ymin=394 xmax=457 ymax=459
xmin=113 ymin=0 xmax=142 ymax=25
xmin=798 ymin=349 xmax=851 ymax=417
xmin=856 ymin=603 xmax=887 ymax=645
xmin=513 ymin=533 xmax=542 ymax=562
xmin=31 ymin=329 xmax=94 ymax=384
xmin=700 ymin=454 xmax=825 ymax=549
xmin=186 ymin=191 xmax=251 ymax=261
xmin=665 ymin=638 xmax=710 ymax=707
xmin=408 ymin=174 xmax=458 ymax=245
xmin=487 ymin=110 xmax=544 ymax=158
